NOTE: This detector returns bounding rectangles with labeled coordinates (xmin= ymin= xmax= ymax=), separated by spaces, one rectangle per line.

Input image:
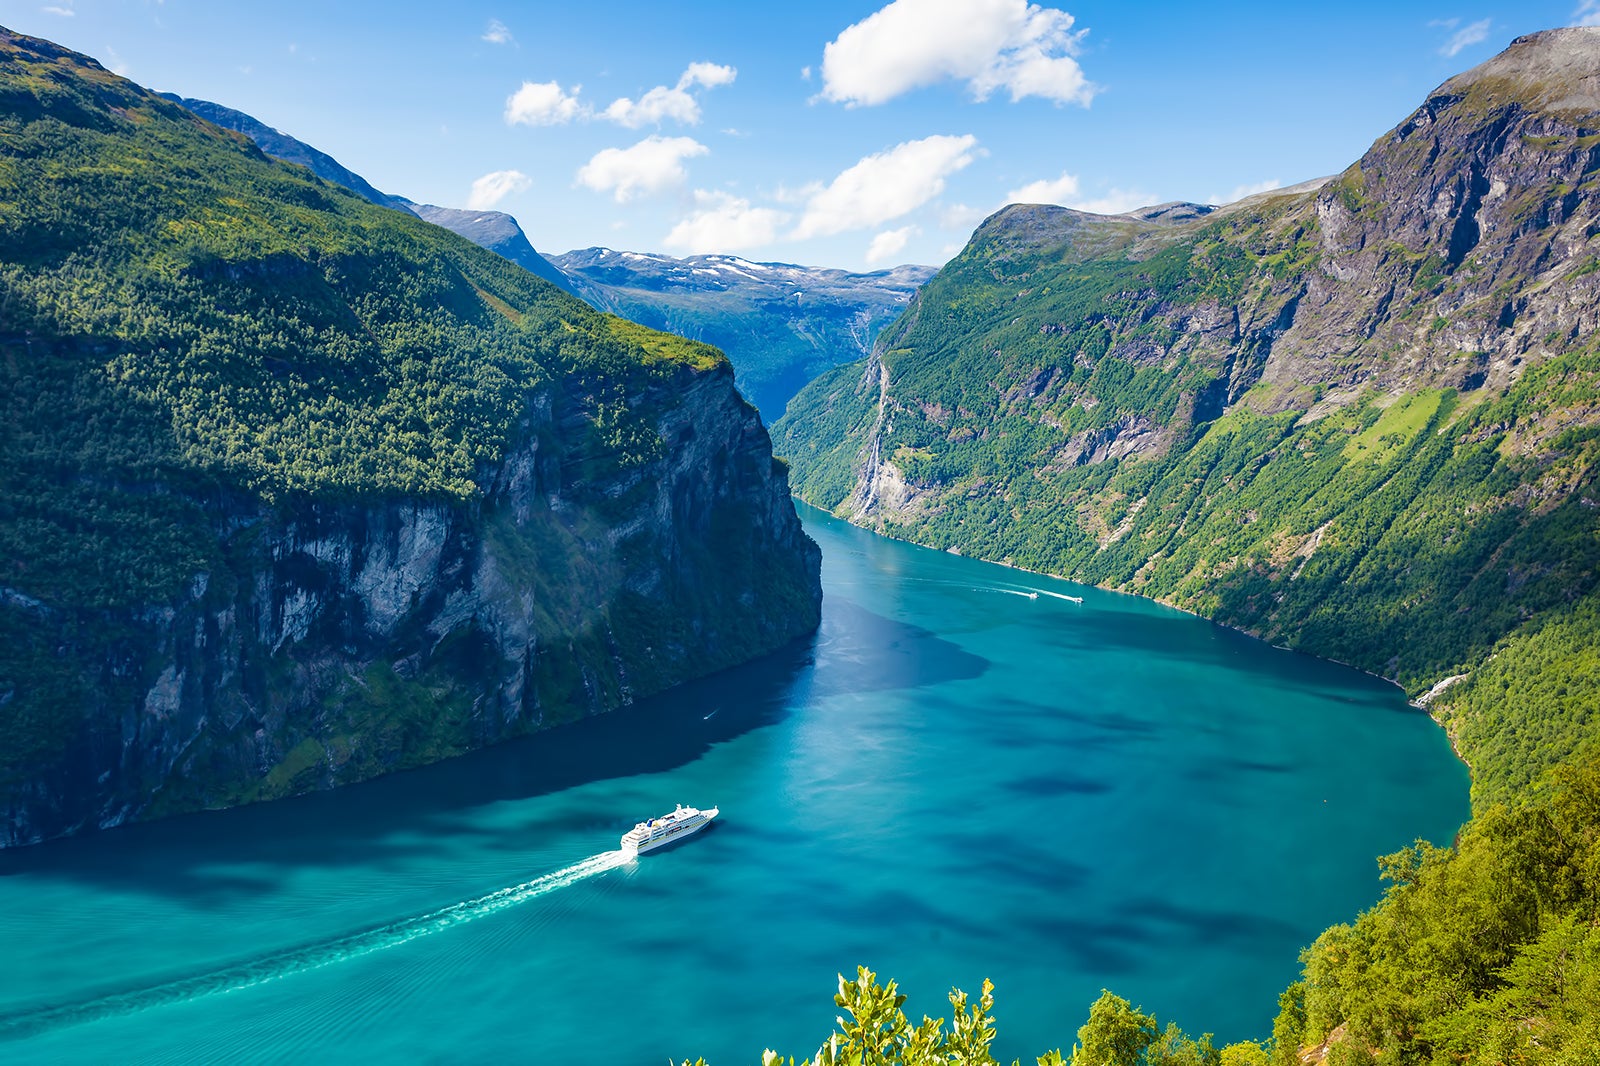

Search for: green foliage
xmin=1072 ymin=992 xmax=1158 ymax=1066
xmin=0 ymin=36 xmax=715 ymax=510
xmin=1434 ymin=595 xmax=1600 ymax=809
xmin=1216 ymin=1042 xmax=1268 ymax=1066
xmin=683 ymin=967 xmax=1065 ymax=1066
xmin=0 ymin=32 xmax=774 ymax=805
xmin=1273 ymin=752 xmax=1600 ymax=1063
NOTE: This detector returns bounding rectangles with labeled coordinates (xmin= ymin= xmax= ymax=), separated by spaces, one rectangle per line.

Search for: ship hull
xmin=621 ymin=807 xmax=718 ymax=856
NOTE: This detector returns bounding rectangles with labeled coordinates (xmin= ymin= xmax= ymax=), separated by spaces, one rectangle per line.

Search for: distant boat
xmin=1065 ymin=595 xmax=1083 ymax=604
xmin=620 ymin=804 xmax=719 ymax=855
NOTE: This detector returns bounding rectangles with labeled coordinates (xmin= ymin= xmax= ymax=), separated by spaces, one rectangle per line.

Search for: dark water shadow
xmin=0 ymin=636 xmax=813 ymax=900
xmin=804 ymin=597 xmax=990 ymax=702
xmin=1020 ymin=895 xmax=1303 ymax=978
xmin=1033 ymin=603 xmax=1410 ymax=709
xmin=0 ymin=598 xmax=987 ymax=904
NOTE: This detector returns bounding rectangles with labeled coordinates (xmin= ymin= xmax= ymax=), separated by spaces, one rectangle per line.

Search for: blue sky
xmin=4 ymin=0 xmax=1597 ymax=270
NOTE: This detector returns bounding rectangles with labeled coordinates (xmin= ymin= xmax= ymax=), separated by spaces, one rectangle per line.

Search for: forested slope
xmin=0 ymin=28 xmax=820 ymax=845
xmin=771 ymin=27 xmax=1600 ymax=1063
xmin=775 ymin=28 xmax=1600 ymax=801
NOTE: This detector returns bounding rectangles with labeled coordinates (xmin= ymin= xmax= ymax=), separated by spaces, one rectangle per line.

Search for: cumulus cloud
xmin=999 ymin=170 xmax=1151 ymax=216
xmin=1219 ymin=178 xmax=1281 ymax=203
xmin=576 ymin=135 xmax=709 ymax=202
xmin=505 ymin=80 xmax=587 ymax=125
xmin=664 ymin=190 xmax=788 ymax=253
xmin=508 ymin=62 xmax=735 ymax=129
xmin=793 ymin=133 xmax=980 ymax=238
xmin=1431 ymin=17 xmax=1491 ymax=56
xmin=466 ymin=169 xmax=532 ymax=210
xmin=1067 ymin=188 xmax=1153 ymax=215
xmin=603 ymin=61 xmax=737 ymax=128
xmin=41 ymin=5 xmax=75 ymax=15
xmin=821 ymin=0 xmax=1096 ymax=107
xmin=1579 ymin=1 xmax=1600 ymax=27
xmin=979 ymin=168 xmax=1158 ymax=217
xmin=1006 ymin=171 xmax=1080 ymax=204
xmin=482 ymin=18 xmax=513 ymax=44
xmin=866 ymin=226 xmax=917 ymax=264
xmin=680 ymin=61 xmax=737 ymax=90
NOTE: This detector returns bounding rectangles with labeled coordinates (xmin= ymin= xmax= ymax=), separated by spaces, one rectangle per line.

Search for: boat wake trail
xmin=0 ymin=850 xmax=631 ymax=1042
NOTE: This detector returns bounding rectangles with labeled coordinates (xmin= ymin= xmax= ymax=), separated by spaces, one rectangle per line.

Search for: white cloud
xmin=793 ymin=133 xmax=980 ymax=238
xmin=576 ymin=135 xmax=708 ymax=202
xmin=41 ymin=5 xmax=74 ymax=15
xmin=483 ymin=18 xmax=513 ymax=45
xmin=985 ymin=170 xmax=1152 ymax=216
xmin=604 ymin=86 xmax=702 ymax=127
xmin=664 ymin=190 xmax=788 ymax=253
xmin=506 ymin=80 xmax=587 ymax=125
xmin=820 ymin=0 xmax=1096 ymax=107
xmin=997 ymin=170 xmax=1151 ymax=215
xmin=1065 ymin=188 xmax=1152 ymax=215
xmin=866 ymin=226 xmax=917 ymax=263
xmin=1219 ymin=178 xmax=1281 ymax=203
xmin=603 ymin=61 xmax=737 ymax=128
xmin=1006 ymin=171 xmax=1080 ymax=204
xmin=1438 ymin=17 xmax=1491 ymax=56
xmin=940 ymin=202 xmax=990 ymax=230
xmin=680 ymin=61 xmax=737 ymax=89
xmin=466 ymin=169 xmax=532 ymax=210
xmin=1578 ymin=1 xmax=1600 ymax=26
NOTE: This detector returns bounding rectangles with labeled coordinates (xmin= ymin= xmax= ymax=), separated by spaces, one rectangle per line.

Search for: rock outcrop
xmin=5 ymin=352 xmax=818 ymax=847
xmin=0 ymin=29 xmax=821 ymax=847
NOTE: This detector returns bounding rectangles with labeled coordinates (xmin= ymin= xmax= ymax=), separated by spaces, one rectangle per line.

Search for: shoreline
xmin=802 ymin=500 xmax=1480 ymax=790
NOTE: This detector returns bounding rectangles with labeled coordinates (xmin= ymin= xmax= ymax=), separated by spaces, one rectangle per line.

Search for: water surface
xmin=0 ymin=506 xmax=1469 ymax=1063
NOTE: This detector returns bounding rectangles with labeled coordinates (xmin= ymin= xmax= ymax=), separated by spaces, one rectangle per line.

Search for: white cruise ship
xmin=620 ymin=804 xmax=719 ymax=855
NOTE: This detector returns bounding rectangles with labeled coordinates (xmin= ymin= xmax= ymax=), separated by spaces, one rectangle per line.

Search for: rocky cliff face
xmin=774 ymin=29 xmax=1600 ymax=703
xmin=4 ymin=355 xmax=817 ymax=847
xmin=0 ymin=29 xmax=820 ymax=847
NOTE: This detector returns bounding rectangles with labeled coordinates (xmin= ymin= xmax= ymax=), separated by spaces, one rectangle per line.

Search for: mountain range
xmin=553 ymin=248 xmax=935 ymax=416
xmin=160 ymin=95 xmax=936 ymax=421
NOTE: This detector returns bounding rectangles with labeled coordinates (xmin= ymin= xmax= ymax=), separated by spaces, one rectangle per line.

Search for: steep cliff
xmin=0 ymin=29 xmax=820 ymax=846
xmin=775 ymin=29 xmax=1600 ymax=799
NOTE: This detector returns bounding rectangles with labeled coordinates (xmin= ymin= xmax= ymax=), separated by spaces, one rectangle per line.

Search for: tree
xmin=1071 ymin=991 xmax=1158 ymax=1066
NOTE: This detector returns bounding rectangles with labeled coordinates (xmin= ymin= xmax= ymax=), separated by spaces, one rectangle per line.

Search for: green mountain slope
xmin=0 ymin=28 xmax=820 ymax=845
xmin=775 ymin=28 xmax=1600 ymax=807
xmin=156 ymin=92 xmax=581 ymax=295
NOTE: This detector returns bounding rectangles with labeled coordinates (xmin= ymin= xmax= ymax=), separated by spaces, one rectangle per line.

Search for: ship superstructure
xmin=620 ymin=804 xmax=719 ymax=855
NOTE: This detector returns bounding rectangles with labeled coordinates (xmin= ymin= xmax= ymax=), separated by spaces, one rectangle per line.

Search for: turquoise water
xmin=0 ymin=507 xmax=1469 ymax=1064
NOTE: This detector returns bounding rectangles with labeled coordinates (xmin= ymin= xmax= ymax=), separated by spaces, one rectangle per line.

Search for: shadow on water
xmin=1019 ymin=896 xmax=1303 ymax=978
xmin=0 ymin=635 xmax=809 ymax=899
xmin=0 ymin=597 xmax=987 ymax=903
xmin=1033 ymin=599 xmax=1413 ymax=709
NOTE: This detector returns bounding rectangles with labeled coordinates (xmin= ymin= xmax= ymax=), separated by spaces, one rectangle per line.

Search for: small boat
xmin=620 ymin=804 xmax=719 ymax=855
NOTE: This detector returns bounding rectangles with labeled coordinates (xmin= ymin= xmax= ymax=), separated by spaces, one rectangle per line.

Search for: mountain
xmin=776 ymin=28 xmax=1600 ymax=807
xmin=775 ymin=27 xmax=1600 ymax=1060
xmin=158 ymin=93 xmax=578 ymax=295
xmin=0 ymin=28 xmax=821 ymax=846
xmin=553 ymin=248 xmax=937 ymax=418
